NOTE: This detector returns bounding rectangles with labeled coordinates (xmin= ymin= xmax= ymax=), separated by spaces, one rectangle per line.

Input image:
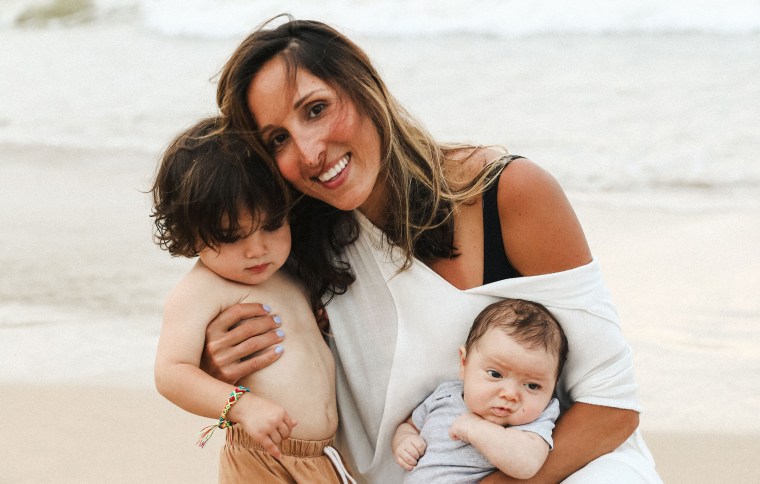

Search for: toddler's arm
xmin=449 ymin=412 xmax=549 ymax=480
xmin=154 ymin=271 xmax=296 ymax=457
xmin=392 ymin=418 xmax=427 ymax=471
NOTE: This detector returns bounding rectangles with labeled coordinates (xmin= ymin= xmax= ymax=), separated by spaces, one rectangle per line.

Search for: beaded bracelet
xmin=196 ymin=386 xmax=251 ymax=448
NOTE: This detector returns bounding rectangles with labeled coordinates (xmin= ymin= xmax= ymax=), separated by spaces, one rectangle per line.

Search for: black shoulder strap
xmin=482 ymin=155 xmax=522 ymax=284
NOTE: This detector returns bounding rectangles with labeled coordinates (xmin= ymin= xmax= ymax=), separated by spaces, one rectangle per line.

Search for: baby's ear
xmin=458 ymin=346 xmax=467 ymax=379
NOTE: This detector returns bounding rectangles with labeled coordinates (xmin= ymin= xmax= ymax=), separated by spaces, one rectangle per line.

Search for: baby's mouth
xmin=491 ymin=406 xmax=515 ymax=417
xmin=317 ymin=154 xmax=350 ymax=182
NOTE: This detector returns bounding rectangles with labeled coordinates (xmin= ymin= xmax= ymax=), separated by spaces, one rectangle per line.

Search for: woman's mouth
xmin=318 ymin=154 xmax=350 ymax=182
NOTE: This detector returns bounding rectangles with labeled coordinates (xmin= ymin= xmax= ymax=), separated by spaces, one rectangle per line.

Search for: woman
xmin=202 ymin=17 xmax=660 ymax=483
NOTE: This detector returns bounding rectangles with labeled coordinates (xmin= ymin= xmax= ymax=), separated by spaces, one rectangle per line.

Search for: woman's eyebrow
xmin=256 ymin=88 xmax=328 ymax=136
xmin=293 ymin=88 xmax=324 ymax=109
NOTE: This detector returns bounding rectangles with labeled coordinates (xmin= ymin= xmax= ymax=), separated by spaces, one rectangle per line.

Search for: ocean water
xmin=1 ymin=2 xmax=759 ymax=434
xmin=2 ymin=0 xmax=759 ymax=204
xmin=3 ymin=0 xmax=760 ymax=36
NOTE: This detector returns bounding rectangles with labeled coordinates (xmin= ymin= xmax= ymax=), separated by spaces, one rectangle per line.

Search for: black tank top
xmin=482 ymin=156 xmax=522 ymax=284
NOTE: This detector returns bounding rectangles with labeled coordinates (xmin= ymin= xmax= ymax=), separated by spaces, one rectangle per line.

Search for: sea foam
xmin=4 ymin=0 xmax=760 ymax=37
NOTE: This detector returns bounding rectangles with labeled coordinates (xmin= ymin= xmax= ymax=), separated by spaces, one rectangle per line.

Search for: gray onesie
xmin=406 ymin=380 xmax=559 ymax=484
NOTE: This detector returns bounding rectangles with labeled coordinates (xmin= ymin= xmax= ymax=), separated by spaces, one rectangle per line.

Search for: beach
xmin=1 ymin=6 xmax=760 ymax=483
xmin=2 ymin=384 xmax=760 ymax=483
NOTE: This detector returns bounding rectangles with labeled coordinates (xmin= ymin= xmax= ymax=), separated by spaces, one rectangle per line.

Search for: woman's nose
xmin=293 ymin=130 xmax=325 ymax=169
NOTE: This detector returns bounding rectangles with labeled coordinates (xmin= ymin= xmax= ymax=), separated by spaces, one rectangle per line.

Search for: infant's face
xmin=459 ymin=328 xmax=557 ymax=427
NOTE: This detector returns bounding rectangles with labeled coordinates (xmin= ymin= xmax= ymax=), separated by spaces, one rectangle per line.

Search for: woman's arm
xmin=498 ymin=158 xmax=592 ymax=276
xmin=200 ymin=302 xmax=286 ymax=384
xmin=481 ymin=403 xmax=640 ymax=483
xmin=488 ymin=159 xmax=638 ymax=480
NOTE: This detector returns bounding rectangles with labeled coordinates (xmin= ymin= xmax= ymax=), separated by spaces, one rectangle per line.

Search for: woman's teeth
xmin=318 ymin=155 xmax=349 ymax=182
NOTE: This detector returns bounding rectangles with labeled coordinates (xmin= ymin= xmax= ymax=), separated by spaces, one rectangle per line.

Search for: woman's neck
xmin=357 ymin=176 xmax=388 ymax=227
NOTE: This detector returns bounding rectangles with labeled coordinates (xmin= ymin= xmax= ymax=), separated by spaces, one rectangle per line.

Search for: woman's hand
xmin=200 ymin=302 xmax=285 ymax=384
xmin=479 ymin=403 xmax=640 ymax=483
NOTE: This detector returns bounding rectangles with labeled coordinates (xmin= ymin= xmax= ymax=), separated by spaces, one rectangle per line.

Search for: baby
xmin=151 ymin=117 xmax=354 ymax=483
xmin=392 ymin=298 xmax=567 ymax=482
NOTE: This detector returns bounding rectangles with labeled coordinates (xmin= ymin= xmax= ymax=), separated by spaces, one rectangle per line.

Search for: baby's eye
xmin=308 ymin=102 xmax=325 ymax=118
xmin=486 ymin=370 xmax=502 ymax=379
xmin=525 ymin=383 xmax=541 ymax=391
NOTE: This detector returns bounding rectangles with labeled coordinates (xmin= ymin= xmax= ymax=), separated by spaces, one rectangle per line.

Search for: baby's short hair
xmin=465 ymin=298 xmax=568 ymax=379
xmin=151 ymin=116 xmax=290 ymax=257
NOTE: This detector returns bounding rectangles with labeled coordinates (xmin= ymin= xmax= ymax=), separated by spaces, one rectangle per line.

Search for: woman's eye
xmin=486 ymin=370 xmax=502 ymax=379
xmin=270 ymin=132 xmax=288 ymax=149
xmin=525 ymin=383 xmax=541 ymax=391
xmin=308 ymin=102 xmax=325 ymax=118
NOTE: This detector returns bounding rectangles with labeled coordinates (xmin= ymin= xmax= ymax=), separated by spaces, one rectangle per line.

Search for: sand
xmin=2 ymin=384 xmax=759 ymax=483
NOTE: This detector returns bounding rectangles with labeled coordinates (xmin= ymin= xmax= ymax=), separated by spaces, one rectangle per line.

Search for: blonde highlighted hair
xmin=216 ymin=16 xmax=508 ymax=299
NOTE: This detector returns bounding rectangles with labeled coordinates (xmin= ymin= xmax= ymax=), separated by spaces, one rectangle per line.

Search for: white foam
xmin=4 ymin=0 xmax=760 ymax=36
xmin=147 ymin=0 xmax=760 ymax=38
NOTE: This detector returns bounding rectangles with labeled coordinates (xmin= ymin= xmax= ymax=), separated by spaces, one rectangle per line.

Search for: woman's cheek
xmin=276 ymin=156 xmax=303 ymax=188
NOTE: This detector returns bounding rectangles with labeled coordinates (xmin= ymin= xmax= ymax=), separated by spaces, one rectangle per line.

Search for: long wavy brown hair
xmin=217 ymin=15 xmax=507 ymax=303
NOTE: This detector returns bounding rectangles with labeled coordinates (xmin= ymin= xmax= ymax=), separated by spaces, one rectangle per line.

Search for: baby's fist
xmin=449 ymin=411 xmax=482 ymax=443
xmin=394 ymin=435 xmax=427 ymax=472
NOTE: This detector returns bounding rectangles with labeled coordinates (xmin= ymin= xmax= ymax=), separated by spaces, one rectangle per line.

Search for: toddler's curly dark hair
xmin=150 ymin=116 xmax=290 ymax=258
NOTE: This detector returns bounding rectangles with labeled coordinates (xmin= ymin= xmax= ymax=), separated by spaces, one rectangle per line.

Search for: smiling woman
xmin=247 ymin=57 xmax=383 ymax=216
xmin=203 ymin=16 xmax=662 ymax=483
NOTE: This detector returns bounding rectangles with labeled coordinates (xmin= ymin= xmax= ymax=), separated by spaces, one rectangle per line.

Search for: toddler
xmin=151 ymin=117 xmax=354 ymax=483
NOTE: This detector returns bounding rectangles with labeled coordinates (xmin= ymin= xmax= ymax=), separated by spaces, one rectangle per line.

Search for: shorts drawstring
xmin=323 ymin=446 xmax=357 ymax=484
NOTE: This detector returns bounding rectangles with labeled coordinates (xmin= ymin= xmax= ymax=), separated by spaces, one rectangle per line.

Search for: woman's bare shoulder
xmin=497 ymin=158 xmax=593 ymax=275
xmin=444 ymin=145 xmax=506 ymax=187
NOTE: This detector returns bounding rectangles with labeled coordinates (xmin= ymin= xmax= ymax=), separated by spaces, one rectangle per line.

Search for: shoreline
xmin=2 ymin=384 xmax=759 ymax=483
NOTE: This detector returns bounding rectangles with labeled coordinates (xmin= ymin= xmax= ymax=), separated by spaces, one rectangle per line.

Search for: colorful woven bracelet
xmin=196 ymin=386 xmax=250 ymax=448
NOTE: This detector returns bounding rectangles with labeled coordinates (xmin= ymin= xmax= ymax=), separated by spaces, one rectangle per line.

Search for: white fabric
xmin=326 ymin=212 xmax=660 ymax=483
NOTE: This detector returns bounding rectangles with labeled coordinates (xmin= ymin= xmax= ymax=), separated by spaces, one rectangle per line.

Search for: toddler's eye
xmin=486 ymin=370 xmax=502 ymax=379
xmin=525 ymin=383 xmax=541 ymax=391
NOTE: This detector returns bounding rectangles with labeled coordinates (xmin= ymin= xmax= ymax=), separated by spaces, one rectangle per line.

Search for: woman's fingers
xmin=228 ymin=343 xmax=285 ymax=384
xmin=200 ymin=302 xmax=284 ymax=383
xmin=226 ymin=315 xmax=283 ymax=360
xmin=206 ymin=302 xmax=272 ymax=337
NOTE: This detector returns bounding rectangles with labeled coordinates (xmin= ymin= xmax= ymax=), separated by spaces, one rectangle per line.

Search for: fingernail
xmin=273 ymin=315 xmax=282 ymax=325
xmin=275 ymin=345 xmax=284 ymax=354
xmin=263 ymin=304 xmax=272 ymax=313
xmin=276 ymin=329 xmax=285 ymax=338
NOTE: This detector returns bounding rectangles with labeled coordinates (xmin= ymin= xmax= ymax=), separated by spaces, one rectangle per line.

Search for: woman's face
xmin=247 ymin=57 xmax=384 ymax=216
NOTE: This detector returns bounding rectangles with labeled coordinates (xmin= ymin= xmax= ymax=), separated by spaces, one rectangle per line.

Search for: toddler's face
xmin=459 ymin=328 xmax=557 ymax=427
xmin=199 ymin=209 xmax=291 ymax=285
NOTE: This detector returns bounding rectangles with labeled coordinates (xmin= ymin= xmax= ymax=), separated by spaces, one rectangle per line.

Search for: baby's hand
xmin=394 ymin=434 xmax=427 ymax=472
xmin=237 ymin=396 xmax=297 ymax=459
xmin=449 ymin=411 xmax=482 ymax=444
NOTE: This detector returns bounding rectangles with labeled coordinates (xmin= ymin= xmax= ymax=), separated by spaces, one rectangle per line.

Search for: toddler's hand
xmin=238 ymin=396 xmax=297 ymax=459
xmin=449 ymin=411 xmax=482 ymax=444
xmin=393 ymin=434 xmax=427 ymax=472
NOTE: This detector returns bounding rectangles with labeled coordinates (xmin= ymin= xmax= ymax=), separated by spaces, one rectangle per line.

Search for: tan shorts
xmin=219 ymin=426 xmax=354 ymax=483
